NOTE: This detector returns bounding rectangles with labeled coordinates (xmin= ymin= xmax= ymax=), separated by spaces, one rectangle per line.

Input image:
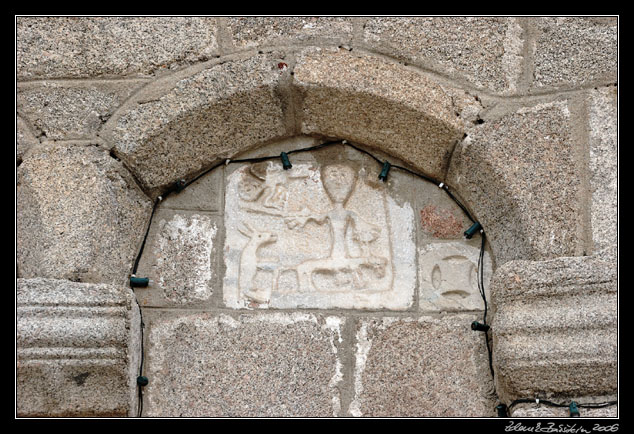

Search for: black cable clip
xmin=137 ymin=376 xmax=149 ymax=387
xmin=130 ymin=276 xmax=149 ymax=288
xmin=378 ymin=161 xmax=391 ymax=182
xmin=496 ymin=404 xmax=508 ymax=417
xmin=280 ymin=152 xmax=292 ymax=170
xmin=471 ymin=321 xmax=490 ymax=332
xmin=174 ymin=179 xmax=187 ymax=193
xmin=569 ymin=401 xmax=580 ymax=417
xmin=464 ymin=221 xmax=482 ymax=239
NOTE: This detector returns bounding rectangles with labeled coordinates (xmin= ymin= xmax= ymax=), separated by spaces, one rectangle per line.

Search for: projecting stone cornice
xmin=490 ymin=255 xmax=617 ymax=406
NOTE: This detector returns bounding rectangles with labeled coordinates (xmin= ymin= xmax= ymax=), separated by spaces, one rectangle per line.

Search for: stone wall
xmin=16 ymin=16 xmax=618 ymax=418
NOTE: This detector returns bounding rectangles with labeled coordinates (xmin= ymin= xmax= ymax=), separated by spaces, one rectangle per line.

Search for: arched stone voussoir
xmin=101 ymin=52 xmax=295 ymax=198
xmin=17 ymin=144 xmax=153 ymax=286
xmin=292 ymin=47 xmax=472 ymax=181
xmin=447 ymin=100 xmax=585 ymax=266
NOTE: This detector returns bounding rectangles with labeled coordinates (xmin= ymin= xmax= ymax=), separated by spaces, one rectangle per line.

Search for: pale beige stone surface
xmin=588 ymin=86 xmax=618 ymax=256
xmin=16 ymin=16 xmax=219 ymax=79
xmin=448 ymin=100 xmax=583 ymax=265
xmin=350 ymin=315 xmax=496 ymax=417
xmin=16 ymin=144 xmax=152 ymax=286
xmin=17 ymin=80 xmax=147 ymax=141
xmin=531 ymin=17 xmax=617 ymax=90
xmin=227 ymin=16 xmax=355 ymax=48
xmin=223 ymin=155 xmax=416 ymax=310
xmin=103 ymin=53 xmax=291 ymax=197
xmin=17 ymin=278 xmax=141 ymax=417
xmin=293 ymin=47 xmax=465 ymax=182
xmin=134 ymin=209 xmax=220 ymax=307
xmin=17 ymin=115 xmax=39 ymax=164
xmin=363 ymin=17 xmax=524 ymax=94
xmin=490 ymin=256 xmax=617 ymax=404
xmin=143 ymin=311 xmax=344 ymax=417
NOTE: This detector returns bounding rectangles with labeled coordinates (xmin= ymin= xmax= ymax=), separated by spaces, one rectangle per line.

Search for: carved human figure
xmin=285 ymin=164 xmax=386 ymax=292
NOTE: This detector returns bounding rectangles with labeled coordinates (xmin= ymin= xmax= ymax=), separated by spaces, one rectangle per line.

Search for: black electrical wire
xmin=132 ymin=198 xmax=160 ymax=276
xmin=287 ymin=139 xmax=344 ymax=156
xmin=576 ymin=401 xmax=619 ymax=409
xmin=442 ymin=186 xmax=477 ymax=224
xmin=182 ymin=159 xmax=229 ymax=191
xmin=342 ymin=142 xmax=385 ymax=166
xmin=507 ymin=398 xmax=618 ymax=413
xmin=476 ymin=232 xmax=494 ymax=380
xmin=478 ymin=234 xmax=487 ymax=324
xmin=137 ymin=308 xmax=145 ymax=417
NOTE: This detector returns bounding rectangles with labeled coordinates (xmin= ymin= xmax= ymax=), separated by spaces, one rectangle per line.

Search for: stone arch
xmin=102 ymin=49 xmax=465 ymax=198
xmin=102 ymin=47 xmax=571 ymax=268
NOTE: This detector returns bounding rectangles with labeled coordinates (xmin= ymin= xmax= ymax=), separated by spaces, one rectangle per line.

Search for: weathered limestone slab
xmin=447 ymin=100 xmax=583 ymax=265
xmin=292 ymin=47 xmax=466 ymax=182
xmin=16 ymin=278 xmax=141 ymax=417
xmin=17 ymin=144 xmax=152 ymax=286
xmin=16 ymin=17 xmax=219 ymax=79
xmin=363 ymin=17 xmax=524 ymax=94
xmin=588 ymin=86 xmax=618 ymax=256
xmin=531 ymin=17 xmax=617 ymax=91
xmin=17 ymin=115 xmax=39 ymax=164
xmin=223 ymin=157 xmax=416 ymax=310
xmin=143 ymin=312 xmax=344 ymax=417
xmin=350 ymin=315 xmax=495 ymax=417
xmin=227 ymin=16 xmax=355 ymax=48
xmin=509 ymin=400 xmax=617 ymax=418
xmin=490 ymin=255 xmax=617 ymax=404
xmin=17 ymin=80 xmax=147 ymax=141
xmin=419 ymin=242 xmax=492 ymax=312
xmin=134 ymin=209 xmax=220 ymax=307
xmin=102 ymin=53 xmax=292 ymax=197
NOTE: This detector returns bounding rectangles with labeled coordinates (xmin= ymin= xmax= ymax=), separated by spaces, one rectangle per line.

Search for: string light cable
xmin=496 ymin=398 xmax=619 ymax=418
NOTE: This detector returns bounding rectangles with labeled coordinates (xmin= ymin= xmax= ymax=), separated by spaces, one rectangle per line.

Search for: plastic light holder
xmin=569 ymin=402 xmax=580 ymax=417
xmin=130 ymin=276 xmax=149 ymax=288
xmin=471 ymin=321 xmax=490 ymax=332
xmin=464 ymin=221 xmax=482 ymax=239
xmin=280 ymin=152 xmax=292 ymax=170
xmin=137 ymin=376 xmax=149 ymax=387
xmin=175 ymin=179 xmax=187 ymax=193
xmin=496 ymin=404 xmax=508 ymax=417
xmin=378 ymin=161 xmax=391 ymax=182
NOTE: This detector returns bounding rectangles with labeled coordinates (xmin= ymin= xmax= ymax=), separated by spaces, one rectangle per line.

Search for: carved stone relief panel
xmin=418 ymin=243 xmax=492 ymax=311
xmin=223 ymin=155 xmax=417 ymax=310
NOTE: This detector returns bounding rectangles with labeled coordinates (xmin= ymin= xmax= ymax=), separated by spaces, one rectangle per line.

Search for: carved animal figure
xmin=237 ymin=221 xmax=280 ymax=303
